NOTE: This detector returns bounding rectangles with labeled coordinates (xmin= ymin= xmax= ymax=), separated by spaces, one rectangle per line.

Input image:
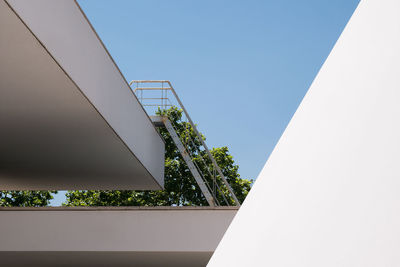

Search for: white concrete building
xmin=0 ymin=1 xmax=237 ymax=266
xmin=209 ymin=0 xmax=400 ymax=266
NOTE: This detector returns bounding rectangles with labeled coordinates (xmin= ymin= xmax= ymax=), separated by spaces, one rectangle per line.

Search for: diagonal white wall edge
xmin=208 ymin=0 xmax=400 ymax=266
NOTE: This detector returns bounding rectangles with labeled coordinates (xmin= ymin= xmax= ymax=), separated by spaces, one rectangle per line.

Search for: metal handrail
xmin=129 ymin=80 xmax=241 ymax=206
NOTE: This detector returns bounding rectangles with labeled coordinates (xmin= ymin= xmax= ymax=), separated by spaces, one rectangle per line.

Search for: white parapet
xmin=0 ymin=0 xmax=164 ymax=189
xmin=0 ymin=206 xmax=237 ymax=267
xmin=209 ymin=0 xmax=400 ymax=266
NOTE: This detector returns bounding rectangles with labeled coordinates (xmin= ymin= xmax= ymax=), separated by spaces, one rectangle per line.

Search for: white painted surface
xmin=0 ymin=0 xmax=164 ymax=189
xmin=209 ymin=0 xmax=400 ymax=266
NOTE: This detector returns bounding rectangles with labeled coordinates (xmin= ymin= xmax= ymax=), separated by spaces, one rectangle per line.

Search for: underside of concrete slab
xmin=0 ymin=0 xmax=164 ymax=190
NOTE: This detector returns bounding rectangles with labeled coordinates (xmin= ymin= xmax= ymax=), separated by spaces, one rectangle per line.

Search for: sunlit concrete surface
xmin=0 ymin=0 xmax=164 ymax=190
xmin=209 ymin=0 xmax=400 ymax=266
xmin=0 ymin=206 xmax=237 ymax=267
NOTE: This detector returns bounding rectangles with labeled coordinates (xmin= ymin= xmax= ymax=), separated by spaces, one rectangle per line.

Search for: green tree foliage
xmin=65 ymin=107 xmax=252 ymax=206
xmin=0 ymin=191 xmax=56 ymax=207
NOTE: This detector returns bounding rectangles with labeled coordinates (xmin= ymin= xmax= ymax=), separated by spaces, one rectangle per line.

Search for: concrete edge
xmin=0 ymin=206 xmax=240 ymax=211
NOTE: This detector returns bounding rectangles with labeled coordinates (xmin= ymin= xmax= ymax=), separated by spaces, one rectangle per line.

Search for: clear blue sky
xmin=51 ymin=0 xmax=360 ymax=205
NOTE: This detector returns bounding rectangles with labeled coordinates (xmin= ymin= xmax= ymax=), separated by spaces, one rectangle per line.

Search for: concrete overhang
xmin=0 ymin=0 xmax=164 ymax=189
xmin=0 ymin=206 xmax=238 ymax=267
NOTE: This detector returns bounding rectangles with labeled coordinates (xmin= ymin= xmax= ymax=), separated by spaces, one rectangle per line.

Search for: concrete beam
xmin=0 ymin=206 xmax=237 ymax=266
xmin=0 ymin=0 xmax=164 ymax=189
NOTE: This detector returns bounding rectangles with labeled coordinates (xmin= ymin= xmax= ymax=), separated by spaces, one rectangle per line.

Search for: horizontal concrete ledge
xmin=0 ymin=206 xmax=237 ymax=266
xmin=0 ymin=207 xmax=237 ymax=266
xmin=0 ymin=206 xmax=239 ymax=211
xmin=0 ymin=251 xmax=213 ymax=267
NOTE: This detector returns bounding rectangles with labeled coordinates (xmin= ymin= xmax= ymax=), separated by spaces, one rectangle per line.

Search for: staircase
xmin=130 ymin=80 xmax=240 ymax=206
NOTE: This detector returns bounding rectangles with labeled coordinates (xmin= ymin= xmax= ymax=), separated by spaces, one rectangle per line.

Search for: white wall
xmin=209 ymin=0 xmax=400 ymax=266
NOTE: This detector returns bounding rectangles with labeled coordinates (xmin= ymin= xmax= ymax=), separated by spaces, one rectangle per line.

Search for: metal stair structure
xmin=129 ymin=80 xmax=240 ymax=207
